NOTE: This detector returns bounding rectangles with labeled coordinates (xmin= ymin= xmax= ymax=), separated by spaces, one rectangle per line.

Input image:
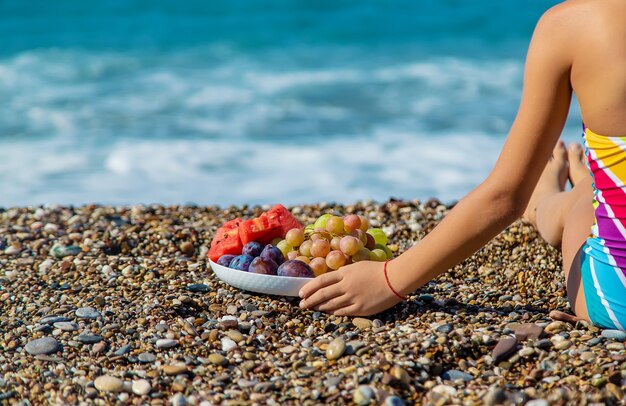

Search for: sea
xmin=0 ymin=0 xmax=579 ymax=208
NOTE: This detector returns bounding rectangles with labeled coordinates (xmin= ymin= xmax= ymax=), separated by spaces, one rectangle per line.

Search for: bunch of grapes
xmin=272 ymin=214 xmax=393 ymax=277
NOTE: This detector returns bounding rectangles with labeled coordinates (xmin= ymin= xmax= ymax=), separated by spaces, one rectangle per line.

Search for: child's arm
xmin=299 ymin=5 xmax=576 ymax=316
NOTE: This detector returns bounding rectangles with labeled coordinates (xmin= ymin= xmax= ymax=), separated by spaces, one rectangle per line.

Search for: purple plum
xmin=260 ymin=244 xmax=284 ymax=265
xmin=229 ymin=254 xmax=255 ymax=272
xmin=217 ymin=254 xmax=237 ymax=267
xmin=248 ymin=257 xmax=278 ymax=275
xmin=277 ymin=260 xmax=314 ymax=278
xmin=242 ymin=241 xmax=264 ymax=257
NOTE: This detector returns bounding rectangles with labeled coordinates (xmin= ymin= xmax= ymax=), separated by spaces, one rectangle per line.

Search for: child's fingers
xmin=299 ymin=283 xmax=344 ymax=309
xmin=331 ymin=304 xmax=360 ymax=317
xmin=298 ymin=271 xmax=343 ymax=299
xmin=313 ymin=294 xmax=352 ymax=313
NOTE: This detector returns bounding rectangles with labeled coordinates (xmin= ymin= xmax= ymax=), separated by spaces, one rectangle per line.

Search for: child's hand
xmin=298 ymin=261 xmax=402 ymax=316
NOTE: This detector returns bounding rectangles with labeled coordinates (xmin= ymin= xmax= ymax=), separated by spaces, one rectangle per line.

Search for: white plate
xmin=209 ymin=259 xmax=313 ymax=297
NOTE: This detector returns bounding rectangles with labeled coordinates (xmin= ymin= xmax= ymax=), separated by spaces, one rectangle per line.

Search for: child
xmin=299 ymin=0 xmax=626 ymax=330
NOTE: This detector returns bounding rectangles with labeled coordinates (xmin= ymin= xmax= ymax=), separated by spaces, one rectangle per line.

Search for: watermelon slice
xmin=208 ymin=219 xmax=244 ymax=262
xmin=266 ymin=204 xmax=303 ymax=235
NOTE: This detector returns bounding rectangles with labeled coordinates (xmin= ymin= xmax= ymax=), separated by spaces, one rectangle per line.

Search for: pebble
xmin=442 ymin=370 xmax=473 ymax=381
xmin=132 ymin=379 xmax=151 ymax=396
xmin=170 ymin=393 xmax=186 ymax=406
xmin=513 ymin=323 xmax=543 ymax=341
xmin=76 ymin=334 xmax=103 ymax=344
xmin=75 ymin=307 xmax=101 ymax=319
xmin=25 ymin=337 xmax=60 ymax=355
xmin=352 ymin=318 xmax=373 ymax=330
xmin=525 ymin=399 xmax=549 ymax=406
xmin=113 ymin=344 xmax=131 ymax=356
xmin=187 ymin=284 xmax=210 ymax=293
xmin=483 ymin=387 xmax=507 ymax=406
xmin=155 ymin=339 xmax=177 ymax=349
xmin=384 ymin=396 xmax=405 ymax=406
xmin=221 ymin=337 xmax=237 ymax=352
xmin=208 ymin=353 xmax=227 ymax=366
xmin=544 ymin=321 xmax=569 ymax=334
xmin=353 ymin=385 xmax=375 ymax=405
xmin=94 ymin=375 xmax=124 ymax=392
xmin=51 ymin=245 xmax=82 ymax=258
xmin=162 ymin=364 xmax=189 ymax=375
xmin=491 ymin=337 xmax=518 ymax=364
xmin=436 ymin=323 xmax=453 ymax=334
xmin=601 ymin=329 xmax=626 ymax=342
xmin=40 ymin=316 xmax=72 ymax=324
xmin=138 ymin=352 xmax=156 ymax=363
xmin=226 ymin=329 xmax=244 ymax=343
xmin=53 ymin=321 xmax=79 ymax=331
xmin=326 ymin=337 xmax=346 ymax=360
xmin=554 ymin=340 xmax=572 ymax=350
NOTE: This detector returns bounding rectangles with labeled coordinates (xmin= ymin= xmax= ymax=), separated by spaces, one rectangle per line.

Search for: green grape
xmin=310 ymin=239 xmax=331 ymax=258
xmin=309 ymin=257 xmax=328 ymax=276
xmin=367 ymin=228 xmax=388 ymax=246
xmin=304 ymin=224 xmax=315 ymax=235
xmin=313 ymin=214 xmax=332 ymax=230
xmin=285 ymin=228 xmax=305 ymax=247
xmin=330 ymin=236 xmax=342 ymax=251
xmin=343 ymin=214 xmax=361 ymax=232
xmin=375 ymin=243 xmax=393 ymax=260
xmin=358 ymin=215 xmax=369 ymax=232
xmin=325 ymin=216 xmax=345 ymax=235
xmin=276 ymin=240 xmax=293 ymax=257
xmin=339 ymin=236 xmax=363 ymax=256
xmin=369 ymin=249 xmax=387 ymax=262
xmin=271 ymin=237 xmax=282 ymax=246
xmin=352 ymin=248 xmax=371 ymax=262
xmin=295 ymin=256 xmax=310 ymax=264
xmin=326 ymin=250 xmax=347 ymax=270
xmin=299 ymin=240 xmax=313 ymax=257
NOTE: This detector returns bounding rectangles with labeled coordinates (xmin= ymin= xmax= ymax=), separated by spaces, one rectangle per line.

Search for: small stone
xmin=353 ymin=385 xmax=375 ymax=405
xmin=51 ymin=245 xmax=82 ymax=258
xmin=326 ymin=337 xmax=346 ymax=360
xmin=75 ymin=307 xmax=101 ymax=319
xmin=226 ymin=330 xmax=244 ymax=343
xmin=544 ymin=321 xmax=569 ymax=334
xmin=554 ymin=340 xmax=572 ymax=350
xmin=580 ymin=351 xmax=595 ymax=362
xmin=607 ymin=342 xmax=625 ymax=351
xmin=187 ymin=284 xmax=210 ymax=293
xmin=25 ymin=337 xmax=60 ymax=355
xmin=519 ymin=347 xmax=534 ymax=357
xmin=132 ymin=379 xmax=151 ymax=396
xmin=208 ymin=353 xmax=227 ymax=366
xmin=53 ymin=321 xmax=79 ymax=331
xmin=534 ymin=339 xmax=552 ymax=349
xmin=442 ymin=370 xmax=473 ymax=381
xmin=180 ymin=241 xmax=194 ymax=256
xmin=491 ymin=337 xmax=517 ymax=364
xmin=40 ymin=316 xmax=72 ymax=324
xmin=170 ymin=393 xmax=186 ymax=406
xmin=162 ymin=364 xmax=189 ymax=375
xmin=606 ymin=383 xmax=624 ymax=399
xmin=221 ymin=337 xmax=237 ymax=352
xmin=436 ymin=323 xmax=453 ymax=334
xmin=483 ymin=387 xmax=507 ymax=406
xmin=384 ymin=396 xmax=405 ymax=406
xmin=76 ymin=334 xmax=103 ymax=344
xmin=155 ymin=339 xmax=177 ymax=349
xmin=513 ymin=324 xmax=543 ymax=341
xmin=353 ymin=318 xmax=373 ymax=330
xmin=601 ymin=329 xmax=626 ymax=342
xmin=138 ymin=352 xmax=156 ymax=363
xmin=113 ymin=344 xmax=131 ymax=356
xmin=92 ymin=341 xmax=107 ymax=353
xmin=390 ymin=365 xmax=410 ymax=384
xmin=94 ymin=375 xmax=124 ymax=392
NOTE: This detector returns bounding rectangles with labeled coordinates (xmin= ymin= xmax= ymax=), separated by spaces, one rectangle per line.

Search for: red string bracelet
xmin=384 ymin=260 xmax=406 ymax=301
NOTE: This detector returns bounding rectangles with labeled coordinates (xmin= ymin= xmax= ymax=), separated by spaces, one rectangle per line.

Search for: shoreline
xmin=0 ymin=201 xmax=623 ymax=404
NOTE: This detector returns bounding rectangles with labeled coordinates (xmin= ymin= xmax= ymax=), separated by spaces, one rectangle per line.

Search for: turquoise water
xmin=0 ymin=0 xmax=576 ymax=206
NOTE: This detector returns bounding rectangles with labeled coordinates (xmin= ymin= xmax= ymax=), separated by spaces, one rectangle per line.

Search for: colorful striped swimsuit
xmin=581 ymin=125 xmax=626 ymax=330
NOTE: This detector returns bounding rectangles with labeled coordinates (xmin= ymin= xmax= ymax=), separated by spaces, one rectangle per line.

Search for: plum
xmin=277 ymin=260 xmax=314 ymax=278
xmin=248 ymin=257 xmax=278 ymax=275
xmin=260 ymin=244 xmax=284 ymax=265
xmin=229 ymin=254 xmax=255 ymax=272
xmin=242 ymin=241 xmax=264 ymax=257
xmin=217 ymin=254 xmax=237 ymax=267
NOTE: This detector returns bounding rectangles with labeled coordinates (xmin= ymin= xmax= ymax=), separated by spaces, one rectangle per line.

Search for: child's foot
xmin=522 ymin=140 xmax=569 ymax=226
xmin=568 ymin=143 xmax=589 ymax=186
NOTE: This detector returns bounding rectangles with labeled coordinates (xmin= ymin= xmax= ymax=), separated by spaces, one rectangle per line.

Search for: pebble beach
xmin=1 ymin=200 xmax=625 ymax=405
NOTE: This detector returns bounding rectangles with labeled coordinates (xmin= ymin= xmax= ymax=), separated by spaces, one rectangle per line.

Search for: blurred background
xmin=0 ymin=0 xmax=576 ymax=207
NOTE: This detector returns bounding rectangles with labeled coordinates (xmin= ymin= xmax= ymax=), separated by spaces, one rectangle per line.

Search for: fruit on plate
xmin=229 ymin=254 xmax=255 ymax=272
xmin=248 ymin=257 xmax=279 ymax=275
xmin=242 ymin=241 xmax=265 ymax=257
xmin=277 ymin=260 xmax=314 ymax=278
xmin=208 ymin=219 xmax=244 ymax=262
xmin=260 ymin=244 xmax=284 ymax=265
xmin=217 ymin=254 xmax=237 ymax=267
xmin=272 ymin=213 xmax=394 ymax=276
xmin=239 ymin=204 xmax=303 ymax=245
